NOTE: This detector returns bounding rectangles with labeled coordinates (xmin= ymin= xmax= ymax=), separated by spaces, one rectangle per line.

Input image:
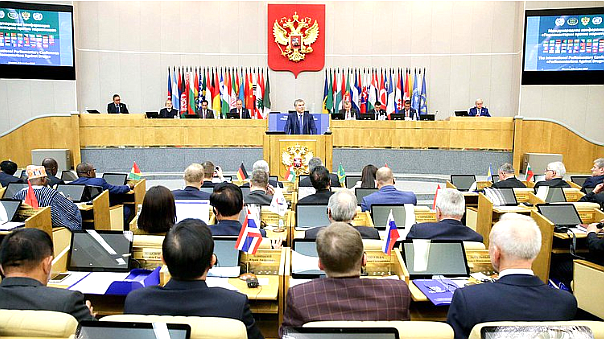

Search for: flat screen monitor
xmin=523 ymin=7 xmax=604 ymax=85
xmin=85 ymin=185 xmax=103 ymax=201
xmin=390 ymin=114 xmax=405 ymax=120
xmin=200 ymin=186 xmax=214 ymax=194
xmin=295 ymin=204 xmax=329 ymax=229
xmin=454 ymin=110 xmax=468 ymax=117
xmin=212 ymin=237 xmax=241 ymax=268
xmin=68 ymin=230 xmax=133 ymax=272
xmin=145 ymin=111 xmax=159 ymax=119
xmin=292 ymin=239 xmax=324 ymax=279
xmin=102 ymin=173 xmax=128 ymax=186
xmin=355 ymin=187 xmax=378 ymax=205
xmin=370 ymin=204 xmax=408 ymax=230
xmin=536 ymin=186 xmax=567 ymax=203
xmin=55 ymin=184 xmax=86 ymax=202
xmin=345 ymin=175 xmax=361 ymax=189
xmin=480 ymin=325 xmax=593 ymax=339
xmin=298 ymin=175 xmax=310 ymax=187
xmin=0 ymin=199 xmax=21 ymax=224
xmin=358 ymin=114 xmax=375 ymax=120
xmin=537 ymin=203 xmax=582 ymax=227
xmin=331 ymin=113 xmax=344 ymax=120
xmin=3 ymin=182 xmax=27 ymax=198
xmin=281 ymin=327 xmax=399 ymax=339
xmin=571 ymin=175 xmax=590 ymax=186
xmin=483 ymin=187 xmax=518 ymax=206
xmin=76 ymin=321 xmax=191 ymax=339
xmin=419 ymin=114 xmax=435 ymax=121
xmin=61 ymin=170 xmax=77 ymax=181
xmin=0 ymin=2 xmax=75 ymax=80
xmin=400 ymin=240 xmax=470 ymax=279
xmin=226 ymin=113 xmax=240 ymax=119
xmin=450 ymin=175 xmax=476 ymax=192
xmin=174 ymin=200 xmax=210 ymax=223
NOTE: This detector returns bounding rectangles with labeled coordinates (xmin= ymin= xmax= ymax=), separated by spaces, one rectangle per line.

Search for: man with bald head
xmin=447 ymin=214 xmax=577 ymax=339
xmin=360 ymin=167 xmax=416 ymax=212
xmin=172 ymin=163 xmax=211 ymax=200
xmin=41 ymin=158 xmax=64 ymax=187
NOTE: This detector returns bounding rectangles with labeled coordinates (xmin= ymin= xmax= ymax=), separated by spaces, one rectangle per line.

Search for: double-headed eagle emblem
xmin=273 ymin=12 xmax=319 ymax=62
xmin=282 ymin=144 xmax=314 ymax=175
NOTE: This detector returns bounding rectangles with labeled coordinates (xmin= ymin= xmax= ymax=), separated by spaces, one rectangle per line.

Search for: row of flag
xmin=167 ymin=67 xmax=272 ymax=119
xmin=322 ymin=68 xmax=428 ymax=118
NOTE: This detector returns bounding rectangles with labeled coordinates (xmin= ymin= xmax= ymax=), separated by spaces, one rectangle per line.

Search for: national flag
xmin=322 ymin=70 xmax=329 ymax=113
xmin=188 ymin=71 xmax=196 ymax=115
xmin=337 ymin=163 xmax=346 ymax=185
xmin=352 ymin=70 xmax=361 ymax=113
xmin=411 ymin=70 xmax=420 ymax=113
xmin=200 ymin=70 xmax=207 ymax=111
xmin=128 ymin=161 xmax=142 ymax=180
xmin=404 ymin=69 xmax=410 ymax=100
xmin=263 ymin=71 xmax=271 ymax=118
xmin=229 ymin=70 xmax=237 ymax=109
xmin=212 ymin=70 xmax=222 ymax=118
xmin=487 ymin=163 xmax=494 ymax=181
xmin=526 ymin=163 xmax=534 ymax=182
xmin=378 ymin=70 xmax=387 ymax=106
xmin=269 ymin=187 xmax=288 ymax=217
xmin=325 ymin=70 xmax=333 ymax=114
xmin=245 ymin=71 xmax=254 ymax=112
xmin=177 ymin=68 xmax=183 ymax=111
xmin=167 ymin=68 xmax=172 ymax=101
xmin=25 ymin=180 xmax=39 ymax=208
xmin=432 ymin=184 xmax=441 ymax=210
xmin=344 ymin=71 xmax=351 ymax=103
xmin=395 ymin=70 xmax=403 ymax=113
xmin=194 ymin=69 xmax=199 ymax=106
xmin=220 ymin=71 xmax=229 ymax=117
xmin=180 ymin=69 xmax=188 ymax=117
xmin=334 ymin=70 xmax=342 ymax=111
xmin=172 ymin=67 xmax=179 ymax=111
xmin=235 ymin=209 xmax=263 ymax=255
xmin=238 ymin=71 xmax=245 ymax=107
xmin=237 ymin=162 xmax=249 ymax=182
xmin=285 ymin=164 xmax=296 ymax=183
xmin=386 ymin=71 xmax=395 ymax=115
xmin=368 ymin=71 xmax=377 ymax=110
xmin=382 ymin=210 xmax=400 ymax=255
xmin=255 ymin=71 xmax=264 ymax=119
xmin=419 ymin=68 xmax=428 ymax=115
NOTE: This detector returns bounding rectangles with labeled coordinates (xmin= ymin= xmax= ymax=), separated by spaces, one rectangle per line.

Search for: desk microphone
xmin=597 ymin=222 xmax=604 ymax=229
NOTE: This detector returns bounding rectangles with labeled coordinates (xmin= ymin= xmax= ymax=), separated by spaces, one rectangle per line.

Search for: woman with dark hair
xmin=360 ymin=164 xmax=378 ymax=188
xmin=135 ymin=185 xmax=176 ymax=235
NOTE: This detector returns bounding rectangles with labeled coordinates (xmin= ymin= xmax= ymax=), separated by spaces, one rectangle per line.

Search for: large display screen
xmin=522 ymin=7 xmax=604 ymax=85
xmin=0 ymin=1 xmax=74 ymax=80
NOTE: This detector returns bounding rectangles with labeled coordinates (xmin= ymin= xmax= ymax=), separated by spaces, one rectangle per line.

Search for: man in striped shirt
xmin=13 ymin=165 xmax=82 ymax=231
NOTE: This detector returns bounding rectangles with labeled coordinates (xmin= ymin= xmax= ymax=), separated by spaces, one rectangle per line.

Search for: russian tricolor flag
xmin=382 ymin=209 xmax=400 ymax=255
xmin=236 ymin=209 xmax=263 ymax=255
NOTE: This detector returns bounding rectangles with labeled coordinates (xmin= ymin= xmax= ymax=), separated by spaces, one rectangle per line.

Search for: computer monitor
xmin=570 ymin=175 xmax=590 ymax=187
xmin=371 ymin=204 xmax=408 ymax=230
xmin=61 ymin=170 xmax=78 ymax=182
xmin=483 ymin=187 xmax=518 ymax=206
xmin=400 ymin=240 xmax=470 ymax=279
xmin=86 ymin=109 xmax=100 ymax=114
xmin=85 ymin=185 xmax=103 ymax=201
xmin=450 ymin=175 xmax=476 ymax=192
xmin=454 ymin=110 xmax=469 ymax=117
xmin=200 ymin=187 xmax=214 ymax=194
xmin=291 ymin=239 xmax=324 ymax=279
xmin=0 ymin=199 xmax=21 ymax=224
xmin=269 ymin=175 xmax=279 ymax=184
xmin=68 ymin=230 xmax=133 ymax=272
xmin=182 ymin=114 xmax=201 ymax=119
xmin=175 ymin=200 xmax=210 ymax=223
xmin=480 ymin=325 xmax=593 ymax=339
xmin=536 ymin=203 xmax=582 ymax=227
xmin=536 ymin=186 xmax=567 ymax=203
xmin=212 ymin=237 xmax=241 ymax=268
xmin=3 ymin=182 xmax=28 ymax=199
xmin=419 ymin=114 xmax=435 ymax=121
xmin=358 ymin=114 xmax=376 ymax=120
xmin=145 ymin=111 xmax=159 ymax=119
xmin=345 ymin=175 xmax=361 ymax=189
xmin=331 ymin=113 xmax=344 ymax=120
xmin=298 ymin=175 xmax=310 ymax=187
xmin=295 ymin=204 xmax=329 ymax=229
xmin=102 ymin=173 xmax=128 ymax=186
xmin=355 ymin=187 xmax=378 ymax=205
xmin=240 ymin=187 xmax=251 ymax=202
xmin=56 ymin=184 xmax=87 ymax=202
xmin=281 ymin=327 xmax=399 ymax=339
xmin=76 ymin=321 xmax=191 ymax=339
xmin=226 ymin=113 xmax=241 ymax=119
xmin=390 ymin=114 xmax=406 ymax=120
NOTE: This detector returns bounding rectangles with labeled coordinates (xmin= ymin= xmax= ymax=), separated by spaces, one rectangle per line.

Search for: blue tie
xmin=298 ymin=115 xmax=303 ymax=134
xmin=116 ymin=104 xmax=120 ymax=113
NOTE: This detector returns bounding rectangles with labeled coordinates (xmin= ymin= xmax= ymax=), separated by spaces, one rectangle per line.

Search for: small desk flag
xmin=236 ymin=208 xmax=263 ymax=255
xmin=128 ymin=161 xmax=141 ymax=180
xmin=382 ymin=209 xmax=400 ymax=255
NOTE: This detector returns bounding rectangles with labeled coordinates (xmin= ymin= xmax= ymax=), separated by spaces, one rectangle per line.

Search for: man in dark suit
xmin=297 ymin=166 xmax=334 ymax=205
xmin=199 ymin=100 xmax=214 ymax=119
xmin=0 ymin=228 xmax=96 ymax=322
xmin=407 ymin=188 xmax=482 ymax=242
xmin=172 ymin=163 xmax=211 ymax=200
xmin=159 ymin=99 xmax=178 ymax=118
xmin=209 ymin=183 xmax=266 ymax=237
xmin=281 ymin=222 xmax=410 ymax=336
xmin=0 ymin=160 xmax=23 ymax=187
xmin=491 ymin=163 xmax=526 ymax=188
xmin=298 ymin=157 xmax=341 ymax=188
xmin=229 ymin=99 xmax=251 ymax=119
xmin=124 ymin=219 xmax=264 ymax=339
xmin=284 ymin=99 xmax=317 ymax=135
xmin=107 ymin=94 xmax=129 ymax=114
xmin=245 ymin=170 xmax=273 ymax=206
xmin=581 ymin=158 xmax=604 ymax=193
xmin=361 ymin=167 xmax=417 ymax=212
xmin=401 ymin=100 xmax=418 ymax=120
xmin=447 ymin=214 xmax=577 ymax=339
xmin=305 ymin=190 xmax=379 ymax=240
xmin=368 ymin=101 xmax=387 ymax=120
xmin=534 ymin=161 xmax=571 ymax=189
xmin=337 ymin=100 xmax=359 ymax=120
xmin=468 ymin=98 xmax=490 ymax=117
xmin=42 ymin=158 xmax=65 ymax=188
xmin=579 ymin=183 xmax=604 ymax=208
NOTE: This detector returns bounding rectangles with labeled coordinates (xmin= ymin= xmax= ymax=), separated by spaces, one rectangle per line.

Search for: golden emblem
xmin=273 ymin=12 xmax=319 ymax=62
xmin=282 ymin=144 xmax=314 ymax=175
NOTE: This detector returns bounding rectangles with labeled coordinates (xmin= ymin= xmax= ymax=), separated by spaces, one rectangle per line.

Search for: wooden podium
xmin=263 ymin=134 xmax=333 ymax=180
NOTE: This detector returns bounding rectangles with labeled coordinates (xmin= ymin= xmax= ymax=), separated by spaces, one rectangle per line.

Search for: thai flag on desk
xmin=236 ymin=209 xmax=263 ymax=255
xmin=382 ymin=209 xmax=400 ymax=255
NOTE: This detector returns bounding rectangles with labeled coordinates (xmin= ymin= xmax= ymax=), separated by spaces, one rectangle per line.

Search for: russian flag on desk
xmin=236 ymin=209 xmax=263 ymax=255
xmin=382 ymin=209 xmax=400 ymax=255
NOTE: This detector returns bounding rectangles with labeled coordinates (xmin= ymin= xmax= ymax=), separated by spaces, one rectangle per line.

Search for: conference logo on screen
xmin=567 ymin=17 xmax=579 ymax=26
xmin=555 ymin=17 xmax=565 ymax=26
xmin=21 ymin=12 xmax=30 ymax=20
xmin=581 ymin=17 xmax=591 ymax=26
xmin=593 ymin=17 xmax=603 ymax=25
xmin=7 ymin=11 xmax=17 ymax=19
xmin=33 ymin=13 xmax=43 ymax=21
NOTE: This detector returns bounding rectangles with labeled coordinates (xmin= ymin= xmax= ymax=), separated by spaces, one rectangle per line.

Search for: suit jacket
xmin=229 ymin=108 xmax=251 ymax=119
xmin=125 ymin=279 xmax=263 ymax=339
xmin=534 ymin=178 xmax=571 ymax=189
xmin=305 ymin=225 xmax=380 ymax=240
xmin=337 ymin=108 xmax=360 ymax=120
xmin=159 ymin=108 xmax=179 ymax=118
xmin=468 ymin=107 xmax=490 ymax=117
xmin=199 ymin=109 xmax=214 ymax=119
xmin=361 ymin=185 xmax=417 ymax=212
xmin=69 ymin=177 xmax=131 ymax=206
xmin=587 ymin=232 xmax=604 ymax=266
xmin=47 ymin=174 xmax=65 ymax=188
xmin=297 ymin=189 xmax=333 ymax=205
xmin=107 ymin=102 xmax=129 ymax=114
xmin=491 ymin=177 xmax=526 ymax=189
xmin=172 ymin=186 xmax=211 ymax=200
xmin=579 ymin=192 xmax=604 ymax=209
xmin=447 ymin=274 xmax=577 ymax=339
xmin=284 ymin=112 xmax=317 ymax=135
xmin=209 ymin=219 xmax=266 ymax=237
xmin=245 ymin=190 xmax=273 ymax=205
xmin=0 ymin=277 xmax=95 ymax=323
xmin=581 ymin=175 xmax=604 ymax=193
xmin=281 ymin=277 xmax=411 ymax=335
xmin=369 ymin=108 xmax=387 ymax=119
xmin=401 ymin=108 xmax=419 ymax=120
xmin=299 ymin=173 xmax=342 ymax=188
xmin=406 ymin=219 xmax=483 ymax=242
xmin=0 ymin=171 xmax=23 ymax=187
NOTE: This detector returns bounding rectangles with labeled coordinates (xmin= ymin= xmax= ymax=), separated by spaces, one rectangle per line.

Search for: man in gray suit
xmin=0 ymin=228 xmax=96 ymax=322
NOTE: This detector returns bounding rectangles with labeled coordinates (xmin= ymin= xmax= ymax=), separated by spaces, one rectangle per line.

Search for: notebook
xmin=56 ymin=184 xmax=87 ymax=202
xmin=3 ymin=182 xmax=28 ymax=199
xmin=536 ymin=203 xmax=583 ymax=230
xmin=174 ymin=200 xmax=210 ymax=223
xmin=0 ymin=199 xmax=22 ymax=230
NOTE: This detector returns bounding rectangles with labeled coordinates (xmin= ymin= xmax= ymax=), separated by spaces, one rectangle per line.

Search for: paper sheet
xmin=68 ymin=272 xmax=130 ymax=294
xmin=291 ymin=251 xmax=320 ymax=274
xmin=205 ymin=277 xmax=239 ymax=291
xmin=0 ymin=221 xmax=25 ymax=230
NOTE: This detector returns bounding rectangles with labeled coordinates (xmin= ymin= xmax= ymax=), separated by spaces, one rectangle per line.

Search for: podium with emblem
xmin=263 ymin=134 xmax=333 ymax=181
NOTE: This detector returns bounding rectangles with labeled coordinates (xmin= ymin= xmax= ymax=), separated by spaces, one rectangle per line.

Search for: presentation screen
xmin=522 ymin=7 xmax=604 ymax=85
xmin=0 ymin=1 xmax=74 ymax=80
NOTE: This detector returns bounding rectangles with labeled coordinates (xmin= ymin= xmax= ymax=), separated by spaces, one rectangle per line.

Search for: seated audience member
xmin=305 ymin=190 xmax=379 ymax=240
xmin=406 ymin=188 xmax=482 ymax=242
xmin=41 ymin=158 xmax=65 ymax=187
xmin=199 ymin=100 xmax=214 ymax=119
xmin=491 ymin=163 xmax=526 ymax=188
xmin=356 ymin=164 xmax=378 ymax=189
xmin=361 ymin=167 xmax=417 ymax=212
xmin=447 ymin=214 xmax=577 ymax=339
xmin=229 ymin=99 xmax=251 ymax=119
xmin=534 ymin=161 xmax=571 ymax=189
xmin=172 ymin=163 xmax=211 ymax=200
xmin=159 ymin=99 xmax=178 ymax=118
xmin=581 ymin=158 xmax=604 ymax=193
xmin=134 ymin=186 xmax=176 ymax=235
xmin=107 ymin=94 xmax=129 ymax=114
xmin=338 ymin=100 xmax=359 ymax=120
xmin=468 ymin=98 xmax=490 ymax=117
xmin=0 ymin=160 xmax=23 ymax=187
xmin=124 ymin=219 xmax=264 ymax=339
xmin=299 ymin=157 xmax=341 ymax=187
xmin=241 ymin=159 xmax=282 ymax=189
xmin=13 ymin=165 xmax=82 ymax=231
xmin=245 ymin=170 xmax=273 ymax=206
xmin=297 ymin=166 xmax=334 ymax=205
xmin=0 ymin=228 xmax=95 ymax=322
xmin=209 ymin=183 xmax=266 ymax=237
xmin=281 ymin=223 xmax=410 ymax=335
xmin=201 ymin=161 xmax=225 ymax=188
xmin=70 ymin=162 xmax=134 ymax=223
xmin=579 ymin=183 xmax=604 ymax=208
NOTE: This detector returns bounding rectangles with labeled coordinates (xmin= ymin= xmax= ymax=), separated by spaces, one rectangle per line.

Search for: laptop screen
xmin=76 ymin=321 xmax=191 ymax=339
xmin=345 ymin=175 xmax=361 ymax=188
xmin=102 ymin=173 xmax=128 ymax=186
xmin=0 ymin=199 xmax=21 ymax=224
xmin=4 ymin=182 xmax=28 ymax=199
xmin=292 ymin=239 xmax=324 ymax=278
xmin=61 ymin=170 xmax=78 ymax=182
xmin=537 ymin=204 xmax=582 ymax=226
xmin=484 ymin=187 xmax=517 ymax=206
xmin=451 ymin=175 xmax=476 ymax=191
xmin=68 ymin=230 xmax=133 ymax=272
xmin=371 ymin=204 xmax=407 ymax=230
xmin=175 ymin=200 xmax=210 ymax=223
xmin=480 ymin=325 xmax=593 ymax=339
xmin=56 ymin=184 xmax=86 ymax=202
xmin=296 ymin=204 xmax=329 ymax=229
xmin=355 ymin=188 xmax=378 ymax=204
xmin=212 ymin=238 xmax=241 ymax=268
xmin=546 ymin=187 xmax=566 ymax=203
xmin=298 ymin=175 xmax=310 ymax=187
xmin=282 ymin=327 xmax=399 ymax=339
xmin=571 ymin=176 xmax=590 ymax=187
xmin=401 ymin=240 xmax=470 ymax=278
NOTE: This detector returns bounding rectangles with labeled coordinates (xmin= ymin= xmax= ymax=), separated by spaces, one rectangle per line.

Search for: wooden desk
xmin=0 ymin=206 xmax=54 ymax=239
xmin=78 ymin=190 xmax=110 ymax=230
xmin=476 ymin=193 xmax=533 ymax=247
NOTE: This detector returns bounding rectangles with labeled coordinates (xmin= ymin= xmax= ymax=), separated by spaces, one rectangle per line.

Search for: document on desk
xmin=68 ymin=272 xmax=130 ymax=294
xmin=205 ymin=277 xmax=239 ymax=291
xmin=291 ymin=251 xmax=320 ymax=273
xmin=0 ymin=221 xmax=25 ymax=231
xmin=413 ymin=279 xmax=459 ymax=306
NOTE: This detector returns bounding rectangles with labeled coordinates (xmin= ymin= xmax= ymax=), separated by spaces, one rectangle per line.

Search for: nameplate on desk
xmin=142 ymin=248 xmax=162 ymax=260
